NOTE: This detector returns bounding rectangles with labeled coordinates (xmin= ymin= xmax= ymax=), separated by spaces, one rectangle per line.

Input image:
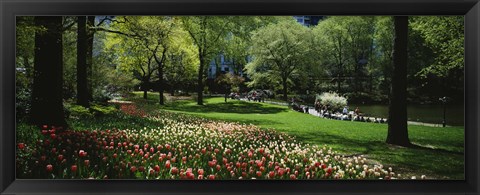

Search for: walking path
xmin=239 ymin=98 xmax=447 ymax=127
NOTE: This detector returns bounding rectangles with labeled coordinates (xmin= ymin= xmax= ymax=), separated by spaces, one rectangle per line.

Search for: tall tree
xmin=164 ymin=27 xmax=199 ymax=96
xmin=76 ymin=16 xmax=89 ymax=107
xmin=30 ymin=16 xmax=67 ymax=128
xmin=181 ymin=16 xmax=231 ymax=105
xmin=312 ymin=17 xmax=349 ymax=92
xmin=105 ymin=16 xmax=175 ymax=104
xmin=104 ymin=32 xmax=158 ymax=99
xmin=246 ymin=18 xmax=311 ymax=100
xmin=86 ymin=16 xmax=96 ymax=102
xmin=386 ymin=16 xmax=410 ymax=146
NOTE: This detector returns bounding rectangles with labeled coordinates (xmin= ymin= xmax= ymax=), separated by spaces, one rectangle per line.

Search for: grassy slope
xmin=132 ymin=92 xmax=464 ymax=179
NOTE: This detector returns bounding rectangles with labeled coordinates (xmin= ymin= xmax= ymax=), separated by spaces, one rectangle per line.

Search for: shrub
xmin=90 ymin=104 xmax=116 ymax=116
xmin=67 ymin=104 xmax=94 ymax=118
xmin=316 ymin=92 xmax=347 ymax=112
xmin=65 ymin=103 xmax=117 ymax=119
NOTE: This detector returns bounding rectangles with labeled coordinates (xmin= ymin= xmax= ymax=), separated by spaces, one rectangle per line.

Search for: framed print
xmin=1 ymin=0 xmax=479 ymax=194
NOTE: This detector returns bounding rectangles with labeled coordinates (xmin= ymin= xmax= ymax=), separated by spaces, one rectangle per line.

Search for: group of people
xmin=310 ymin=100 xmax=387 ymax=123
xmin=247 ymin=91 xmax=265 ymax=102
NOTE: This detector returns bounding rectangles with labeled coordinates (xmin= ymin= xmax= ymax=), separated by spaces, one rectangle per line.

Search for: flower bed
xmin=16 ymin=104 xmax=403 ymax=179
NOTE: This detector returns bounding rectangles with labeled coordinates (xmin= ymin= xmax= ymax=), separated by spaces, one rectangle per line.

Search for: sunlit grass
xmin=130 ymin=92 xmax=464 ymax=179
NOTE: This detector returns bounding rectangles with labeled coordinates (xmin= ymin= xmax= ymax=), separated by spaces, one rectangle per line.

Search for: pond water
xmin=349 ymin=104 xmax=465 ymax=126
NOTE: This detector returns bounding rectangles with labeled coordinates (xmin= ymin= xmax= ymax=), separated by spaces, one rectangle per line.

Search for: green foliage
xmin=215 ymin=72 xmax=245 ymax=93
xmin=246 ymin=18 xmax=311 ymax=96
xmin=65 ymin=103 xmax=117 ymax=119
xmin=89 ymin=104 xmax=117 ymax=116
xmin=66 ymin=104 xmax=94 ymax=118
xmin=410 ymin=16 xmax=464 ymax=78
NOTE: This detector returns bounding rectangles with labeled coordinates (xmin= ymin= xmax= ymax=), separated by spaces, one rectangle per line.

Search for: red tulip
xmin=208 ymin=160 xmax=216 ymax=167
xmin=290 ymin=174 xmax=296 ymax=180
xmin=79 ymin=150 xmax=87 ymax=157
xmin=198 ymin=169 xmax=204 ymax=175
xmin=17 ymin=143 xmax=25 ymax=150
xmin=113 ymin=153 xmax=117 ymax=159
xmin=171 ymin=167 xmax=179 ymax=175
xmin=42 ymin=125 xmax=48 ymax=129
xmin=259 ymin=148 xmax=264 ymax=154
xmin=46 ymin=164 xmax=53 ymax=172
xmin=269 ymin=171 xmax=275 ymax=178
xmin=321 ymin=164 xmax=327 ymax=169
xmin=208 ymin=175 xmax=215 ymax=180
xmin=278 ymin=168 xmax=285 ymax=176
xmin=327 ymin=167 xmax=332 ymax=174
xmin=71 ymin=165 xmax=78 ymax=172
xmin=154 ymin=165 xmax=160 ymax=172
xmin=165 ymin=160 xmax=171 ymax=169
xmin=130 ymin=166 xmax=137 ymax=172
xmin=186 ymin=172 xmax=194 ymax=179
xmin=57 ymin=155 xmax=64 ymax=161
xmin=138 ymin=166 xmax=145 ymax=172
xmin=84 ymin=160 xmax=90 ymax=166
xmin=256 ymin=171 xmax=262 ymax=177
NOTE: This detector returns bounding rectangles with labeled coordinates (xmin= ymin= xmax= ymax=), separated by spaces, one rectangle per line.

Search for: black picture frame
xmin=1 ymin=0 xmax=479 ymax=194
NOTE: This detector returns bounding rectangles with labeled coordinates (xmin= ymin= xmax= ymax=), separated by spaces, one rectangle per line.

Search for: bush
xmin=316 ymin=92 xmax=347 ymax=112
xmin=65 ymin=103 xmax=117 ymax=119
xmin=66 ymin=104 xmax=94 ymax=118
xmin=90 ymin=104 xmax=117 ymax=116
xmin=16 ymin=86 xmax=31 ymax=121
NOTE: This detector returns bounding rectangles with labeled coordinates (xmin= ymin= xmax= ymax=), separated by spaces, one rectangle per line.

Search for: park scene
xmin=16 ymin=16 xmax=464 ymax=180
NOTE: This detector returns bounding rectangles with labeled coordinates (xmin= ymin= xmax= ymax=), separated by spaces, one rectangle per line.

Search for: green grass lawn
xmin=129 ymin=92 xmax=465 ymax=179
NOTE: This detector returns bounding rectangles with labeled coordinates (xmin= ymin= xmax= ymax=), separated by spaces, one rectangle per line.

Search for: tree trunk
xmin=197 ymin=54 xmax=204 ymax=105
xmin=386 ymin=16 xmax=410 ymax=147
xmin=143 ymin=81 xmax=148 ymax=99
xmin=282 ymin=77 xmax=288 ymax=101
xmin=86 ymin=16 xmax=95 ymax=102
xmin=159 ymin=65 xmax=165 ymax=105
xmin=76 ymin=16 xmax=89 ymax=108
xmin=30 ymin=16 xmax=67 ymax=128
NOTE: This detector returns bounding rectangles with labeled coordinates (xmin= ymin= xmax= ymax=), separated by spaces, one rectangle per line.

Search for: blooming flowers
xmin=15 ymin=105 xmax=421 ymax=180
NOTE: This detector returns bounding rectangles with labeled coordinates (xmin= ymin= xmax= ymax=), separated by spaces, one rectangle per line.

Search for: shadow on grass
xmin=408 ymin=143 xmax=464 ymax=155
xmin=287 ymin=130 xmax=464 ymax=179
xmin=160 ymin=99 xmax=287 ymax=114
